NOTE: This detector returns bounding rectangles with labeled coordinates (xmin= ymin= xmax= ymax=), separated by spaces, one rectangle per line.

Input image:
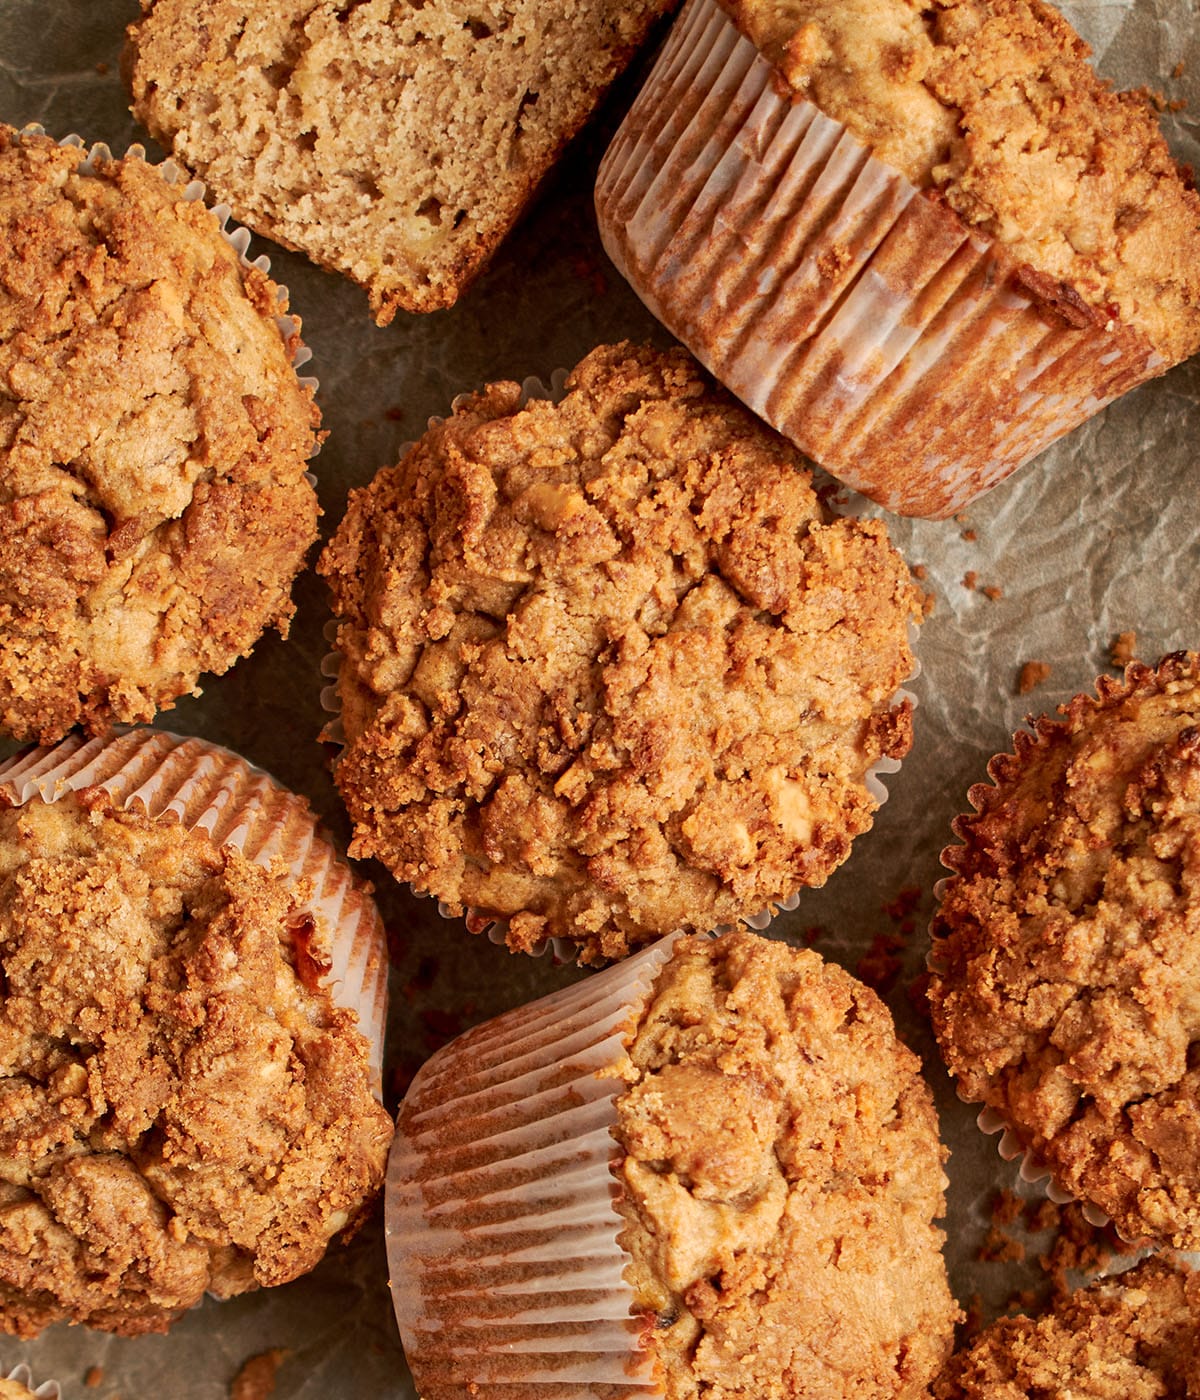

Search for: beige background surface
xmin=0 ymin=1 xmax=1198 ymax=1395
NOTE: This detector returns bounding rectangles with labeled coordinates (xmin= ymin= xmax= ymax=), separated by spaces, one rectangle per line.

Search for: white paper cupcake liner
xmin=0 ymin=728 xmax=387 ymax=1097
xmin=2 ymin=1365 xmax=59 ymax=1400
xmin=386 ymin=933 xmax=685 ymax=1397
xmin=18 ymin=125 xmax=319 ymax=411
xmin=595 ymin=0 xmax=1162 ymax=519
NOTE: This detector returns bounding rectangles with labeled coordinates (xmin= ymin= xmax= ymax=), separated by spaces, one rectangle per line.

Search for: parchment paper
xmin=0 ymin=2 xmax=1197 ymax=1395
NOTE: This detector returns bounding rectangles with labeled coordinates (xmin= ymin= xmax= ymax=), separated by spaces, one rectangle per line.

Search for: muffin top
xmin=928 ymin=653 xmax=1200 ymax=1248
xmin=614 ymin=931 xmax=959 ymax=1400
xmin=0 ymin=790 xmax=392 ymax=1338
xmin=0 ymin=126 xmax=321 ymax=744
xmin=321 ymin=342 xmax=920 ymax=963
xmin=726 ymin=0 xmax=1200 ymax=363
xmin=933 ymin=1255 xmax=1199 ymax=1398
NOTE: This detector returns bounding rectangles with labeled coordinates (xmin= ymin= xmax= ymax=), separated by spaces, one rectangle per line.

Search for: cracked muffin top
xmin=929 ymin=652 xmax=1200 ymax=1248
xmin=933 ymin=1255 xmax=1200 ymax=1398
xmin=320 ymin=343 xmax=921 ymax=963
xmin=0 ymin=789 xmax=393 ymax=1338
xmin=0 ymin=125 xmax=321 ymax=744
xmin=614 ymin=931 xmax=959 ymax=1400
xmin=726 ymin=0 xmax=1200 ymax=364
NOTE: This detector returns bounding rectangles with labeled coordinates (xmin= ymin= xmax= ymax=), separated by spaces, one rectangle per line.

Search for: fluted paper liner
xmin=595 ymin=0 xmax=1162 ymax=519
xmin=386 ymin=933 xmax=686 ymax=1398
xmin=3 ymin=1366 xmax=59 ymax=1400
xmin=0 ymin=729 xmax=386 ymax=1096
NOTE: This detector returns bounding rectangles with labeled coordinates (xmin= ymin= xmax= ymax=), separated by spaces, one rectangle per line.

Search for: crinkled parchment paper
xmin=0 ymin=1 xmax=1198 ymax=1395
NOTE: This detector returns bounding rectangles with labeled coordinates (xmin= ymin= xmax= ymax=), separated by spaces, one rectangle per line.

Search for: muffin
xmin=933 ymin=1255 xmax=1199 ymax=1398
xmin=0 ymin=729 xmax=392 ymax=1337
xmin=595 ymin=0 xmax=1200 ymax=518
xmin=125 ymin=0 xmax=677 ymax=322
xmin=928 ymin=653 xmax=1200 ymax=1248
xmin=0 ymin=125 xmax=321 ymax=744
xmin=387 ymin=929 xmax=960 ymax=1399
xmin=320 ymin=342 xmax=921 ymax=964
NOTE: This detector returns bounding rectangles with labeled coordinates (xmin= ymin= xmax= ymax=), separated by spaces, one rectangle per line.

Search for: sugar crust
xmin=933 ymin=1255 xmax=1200 ymax=1398
xmin=929 ymin=653 xmax=1200 ymax=1248
xmin=0 ymin=793 xmax=392 ymax=1338
xmin=728 ymin=0 xmax=1200 ymax=364
xmin=320 ymin=343 xmax=921 ymax=963
xmin=615 ymin=931 xmax=959 ymax=1399
xmin=0 ymin=126 xmax=321 ymax=744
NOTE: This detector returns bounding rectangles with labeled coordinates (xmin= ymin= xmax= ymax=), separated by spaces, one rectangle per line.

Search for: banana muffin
xmin=388 ymin=930 xmax=960 ymax=1399
xmin=321 ymin=342 xmax=921 ymax=963
xmin=125 ymin=0 xmax=676 ymax=321
xmin=0 ymin=125 xmax=321 ymax=744
xmin=928 ymin=653 xmax=1200 ymax=1248
xmin=934 ymin=1255 xmax=1199 ymax=1398
xmin=0 ymin=743 xmax=393 ymax=1338
xmin=596 ymin=0 xmax=1200 ymax=516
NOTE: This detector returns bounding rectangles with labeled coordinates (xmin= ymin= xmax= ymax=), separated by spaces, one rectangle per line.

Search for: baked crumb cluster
xmin=321 ymin=343 xmax=921 ymax=963
xmin=0 ymin=126 xmax=320 ymax=744
xmin=126 ymin=0 xmax=675 ymax=321
xmin=929 ymin=653 xmax=1200 ymax=1248
xmin=0 ymin=793 xmax=392 ymax=1337
xmin=728 ymin=0 xmax=1200 ymax=361
xmin=934 ymin=1256 xmax=1200 ymax=1397
xmin=614 ymin=932 xmax=959 ymax=1399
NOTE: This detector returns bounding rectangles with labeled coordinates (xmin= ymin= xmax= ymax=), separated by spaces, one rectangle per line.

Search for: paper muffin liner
xmin=17 ymin=125 xmax=319 ymax=411
xmin=386 ymin=932 xmax=686 ymax=1397
xmin=2 ymin=1366 xmax=59 ymax=1400
xmin=594 ymin=0 xmax=1163 ymax=519
xmin=0 ymin=728 xmax=387 ymax=1097
xmin=320 ymin=372 xmax=921 ymax=960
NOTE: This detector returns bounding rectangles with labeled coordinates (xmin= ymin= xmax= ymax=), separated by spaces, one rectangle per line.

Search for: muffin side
xmin=928 ymin=653 xmax=1200 ymax=1247
xmin=125 ymin=0 xmax=676 ymax=321
xmin=0 ymin=127 xmax=321 ymax=744
xmin=728 ymin=0 xmax=1200 ymax=364
xmin=615 ymin=931 xmax=959 ymax=1400
xmin=321 ymin=342 xmax=921 ymax=962
xmin=0 ymin=791 xmax=393 ymax=1338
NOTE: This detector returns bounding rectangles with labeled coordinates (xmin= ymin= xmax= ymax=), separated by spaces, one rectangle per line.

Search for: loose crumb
xmin=1110 ymin=630 xmax=1137 ymax=667
xmin=963 ymin=571 xmax=978 ymax=591
xmin=911 ymin=563 xmax=928 ymax=581
xmin=230 ymin=1349 xmax=288 ymax=1400
xmin=1016 ymin=660 xmax=1052 ymax=695
xmin=1173 ymin=60 xmax=1186 ymax=79
xmin=84 ymin=1367 xmax=104 ymax=1388
xmin=961 ymin=528 xmax=978 ymax=542
xmin=982 ymin=585 xmax=1003 ymax=601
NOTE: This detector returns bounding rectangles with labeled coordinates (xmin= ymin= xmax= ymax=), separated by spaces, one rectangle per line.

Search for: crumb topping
xmin=929 ymin=653 xmax=1200 ymax=1248
xmin=614 ymin=932 xmax=959 ymax=1399
xmin=934 ymin=1256 xmax=1200 ymax=1398
xmin=0 ymin=794 xmax=392 ymax=1338
xmin=727 ymin=0 xmax=1200 ymax=362
xmin=0 ymin=126 xmax=321 ymax=744
xmin=321 ymin=343 xmax=921 ymax=963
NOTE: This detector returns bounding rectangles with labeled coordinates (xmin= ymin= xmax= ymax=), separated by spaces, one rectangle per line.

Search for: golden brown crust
xmin=0 ymin=125 xmax=321 ymax=744
xmin=615 ymin=932 xmax=959 ymax=1400
xmin=0 ymin=793 xmax=392 ymax=1338
xmin=125 ymin=0 xmax=676 ymax=321
xmin=933 ymin=1255 xmax=1200 ymax=1398
xmin=929 ymin=652 xmax=1200 ymax=1248
xmin=320 ymin=343 xmax=921 ymax=963
xmin=726 ymin=0 xmax=1200 ymax=363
